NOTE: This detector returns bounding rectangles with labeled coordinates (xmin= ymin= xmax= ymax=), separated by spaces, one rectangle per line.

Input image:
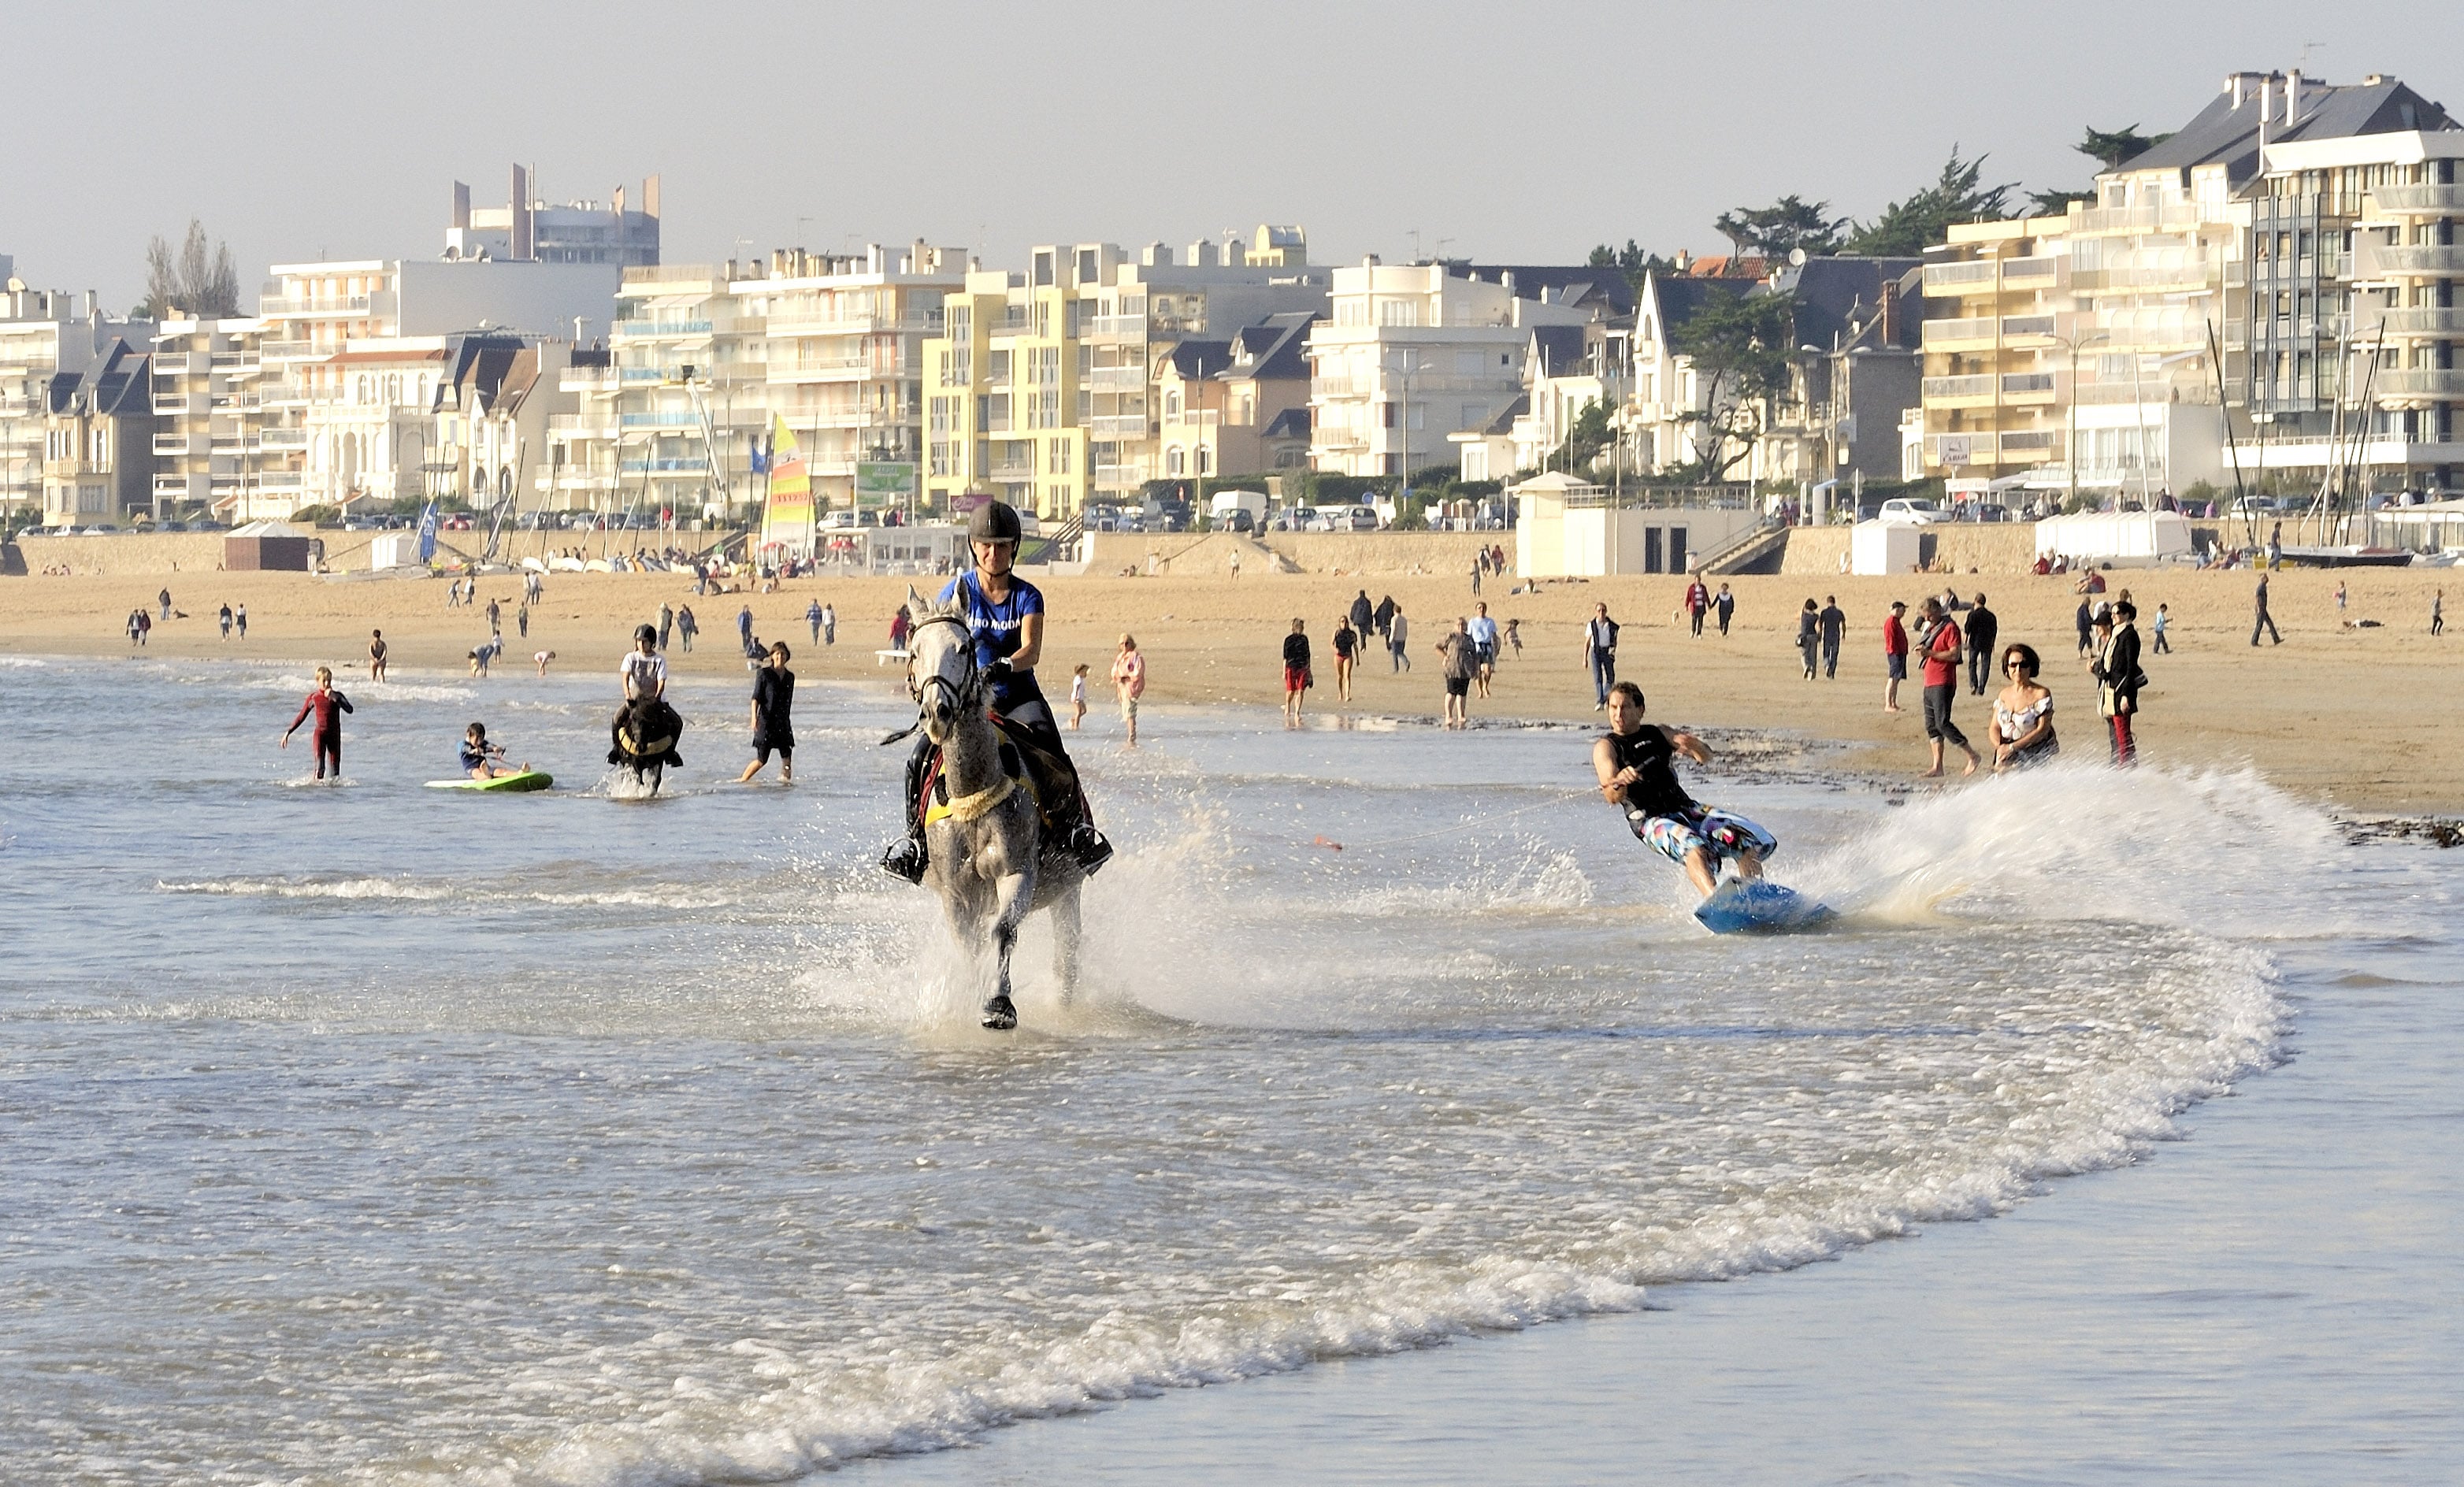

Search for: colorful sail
xmin=761 ymin=415 xmax=813 ymax=554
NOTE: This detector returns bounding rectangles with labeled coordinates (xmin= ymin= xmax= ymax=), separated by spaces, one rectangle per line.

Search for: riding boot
xmin=1063 ymin=788 xmax=1113 ymax=875
xmin=880 ymin=735 xmax=933 ymax=884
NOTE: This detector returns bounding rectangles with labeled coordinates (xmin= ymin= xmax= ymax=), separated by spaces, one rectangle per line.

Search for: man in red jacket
xmin=1882 ymin=600 xmax=1909 ymax=714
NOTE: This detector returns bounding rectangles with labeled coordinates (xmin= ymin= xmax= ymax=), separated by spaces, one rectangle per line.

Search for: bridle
xmin=881 ymin=613 xmax=979 ymax=746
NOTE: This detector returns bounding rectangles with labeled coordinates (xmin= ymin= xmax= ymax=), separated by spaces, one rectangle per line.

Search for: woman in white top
xmin=1990 ymin=642 xmax=2058 ymax=771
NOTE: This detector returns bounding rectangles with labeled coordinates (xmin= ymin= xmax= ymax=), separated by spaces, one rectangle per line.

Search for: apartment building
xmin=550 ymin=243 xmax=964 ymax=522
xmin=149 ymin=317 xmax=275 ymax=518
xmin=39 ymin=339 xmax=154 ymax=525
xmin=254 ymin=255 xmax=619 ymax=519
xmin=2 ymin=284 xmax=152 ymax=517
xmin=445 ymin=165 xmax=661 ymax=267
xmin=1913 ymin=217 xmax=2075 ymax=484
xmin=1307 ymin=261 xmax=1594 ymax=478
xmin=922 ymin=229 xmax=1330 ymax=517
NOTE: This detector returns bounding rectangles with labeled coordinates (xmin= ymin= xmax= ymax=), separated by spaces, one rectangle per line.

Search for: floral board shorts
xmin=1627 ymin=806 xmax=1779 ymax=866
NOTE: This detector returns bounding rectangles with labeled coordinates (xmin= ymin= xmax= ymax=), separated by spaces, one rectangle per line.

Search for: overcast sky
xmin=7 ymin=0 xmax=2462 ymax=312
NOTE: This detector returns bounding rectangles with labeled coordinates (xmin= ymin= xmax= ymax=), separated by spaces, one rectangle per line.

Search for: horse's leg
xmin=981 ymin=866 xmax=1033 ymax=1030
xmin=1052 ymin=881 xmax=1082 ymax=1006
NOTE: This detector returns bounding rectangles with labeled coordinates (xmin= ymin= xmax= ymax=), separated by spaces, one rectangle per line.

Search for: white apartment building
xmin=149 ymin=316 xmax=275 ymax=517
xmin=551 ymin=243 xmax=965 ymax=522
xmin=445 ymin=165 xmax=660 ymax=267
xmin=2 ymin=284 xmax=153 ymax=516
xmin=1307 ymin=261 xmax=1593 ymax=478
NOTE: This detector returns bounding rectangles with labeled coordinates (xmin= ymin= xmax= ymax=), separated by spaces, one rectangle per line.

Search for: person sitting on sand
xmin=1593 ymin=681 xmax=1776 ymax=900
xmin=459 ymin=721 xmax=525 ymax=780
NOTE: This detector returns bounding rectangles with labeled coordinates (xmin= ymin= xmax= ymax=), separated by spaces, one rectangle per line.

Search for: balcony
xmin=2373 ymin=369 xmax=2464 ymax=400
xmin=2001 ymin=255 xmax=2059 ymax=284
xmin=153 ymin=352 xmax=207 ymax=376
xmin=2369 ymin=247 xmax=2464 ymax=278
xmin=618 ymin=457 xmax=711 ymax=474
xmin=988 ymin=459 xmax=1036 ymax=480
xmin=2002 ymin=372 xmax=2056 ymax=399
xmin=1163 ymin=409 xmax=1223 ymax=429
xmin=774 ymin=355 xmax=906 ymax=382
xmin=1089 ymin=413 xmax=1150 ymax=437
xmin=1087 ymin=365 xmax=1146 ymax=389
xmin=260 ymin=428 xmax=309 ymax=451
xmin=989 ymin=316 xmax=1037 ymax=338
xmin=2071 ymin=202 xmax=2227 ymax=235
xmin=258 ymin=471 xmax=306 ymax=492
xmin=2001 ymin=314 xmax=2058 ymax=339
xmin=2366 ymin=184 xmax=2464 ymax=217
xmin=1085 ymin=314 xmax=1148 ymax=341
xmin=152 ymin=394 xmax=203 ymax=417
xmin=1093 ymin=463 xmax=1146 ymax=486
xmin=2369 ymin=308 xmax=2464 ymax=338
xmin=152 ymin=474 xmax=196 ymax=498
xmin=152 ymin=433 xmax=202 ymax=456
xmin=613 ymin=319 xmax=714 ymax=337
xmin=258 ymin=339 xmax=317 ymax=359
xmin=766 ymin=312 xmax=936 ymax=336
xmin=258 ymin=294 xmax=373 ymax=317
xmin=1921 ymin=373 xmax=1995 ymax=401
xmin=1922 ymin=260 xmax=1999 ymax=290
xmin=618 ymin=412 xmax=702 ymax=428
xmin=1920 ymin=317 xmax=1998 ymax=349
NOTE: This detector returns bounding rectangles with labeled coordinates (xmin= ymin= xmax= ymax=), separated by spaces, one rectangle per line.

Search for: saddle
xmin=608 ymin=697 xmax=685 ymax=769
xmin=917 ymin=714 xmax=1082 ymax=840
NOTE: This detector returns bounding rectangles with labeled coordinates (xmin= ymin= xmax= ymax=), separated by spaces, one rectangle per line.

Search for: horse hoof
xmin=979 ymin=994 xmax=1018 ymax=1031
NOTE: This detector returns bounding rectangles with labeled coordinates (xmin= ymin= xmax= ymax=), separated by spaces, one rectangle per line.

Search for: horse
xmin=892 ymin=585 xmax=1082 ymax=1031
xmin=607 ymin=696 xmax=684 ymax=795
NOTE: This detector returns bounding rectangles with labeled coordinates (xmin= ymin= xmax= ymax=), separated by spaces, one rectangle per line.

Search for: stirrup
xmin=879 ymin=837 xmax=926 ymax=884
xmin=1067 ymin=824 xmax=1114 ymax=876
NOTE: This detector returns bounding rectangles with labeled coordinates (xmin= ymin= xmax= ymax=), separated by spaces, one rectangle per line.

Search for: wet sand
xmin=8 ymin=563 xmax=2458 ymax=813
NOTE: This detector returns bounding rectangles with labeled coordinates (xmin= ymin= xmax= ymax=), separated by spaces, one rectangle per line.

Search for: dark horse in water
xmin=608 ymin=697 xmax=685 ymax=795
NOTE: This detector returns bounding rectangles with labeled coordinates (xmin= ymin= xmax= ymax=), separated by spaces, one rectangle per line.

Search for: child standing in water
xmin=280 ymin=667 xmax=354 ymax=780
xmin=1068 ymin=663 xmax=1089 ymax=730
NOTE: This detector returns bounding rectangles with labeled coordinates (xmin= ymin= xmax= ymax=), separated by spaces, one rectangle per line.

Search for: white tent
xmin=2035 ymin=512 xmax=2192 ymax=564
xmin=1850 ymin=521 xmax=1920 ymax=575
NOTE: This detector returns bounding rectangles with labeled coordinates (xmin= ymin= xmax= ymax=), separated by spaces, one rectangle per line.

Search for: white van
xmin=1209 ymin=488 xmax=1268 ymax=531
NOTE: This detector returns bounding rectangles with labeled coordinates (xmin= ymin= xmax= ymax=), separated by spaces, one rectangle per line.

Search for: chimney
xmin=2286 ymin=69 xmax=2303 ymax=126
xmin=1879 ymin=280 xmax=1899 ymax=344
xmin=510 ymin=164 xmax=534 ymax=261
xmin=613 ymin=184 xmax=625 ymax=220
xmin=1675 ymin=248 xmax=1693 ymax=272
xmin=451 ymin=180 xmax=471 ymax=231
xmin=643 ymin=176 xmax=660 ymax=220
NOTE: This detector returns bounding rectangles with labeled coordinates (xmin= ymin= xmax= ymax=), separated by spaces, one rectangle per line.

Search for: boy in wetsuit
xmin=1592 ymin=680 xmax=1777 ymax=899
xmin=460 ymin=722 xmax=523 ymax=780
xmin=881 ymin=499 xmax=1111 ymax=881
xmin=736 ymin=642 xmax=796 ymax=783
xmin=280 ymin=667 xmax=354 ymax=780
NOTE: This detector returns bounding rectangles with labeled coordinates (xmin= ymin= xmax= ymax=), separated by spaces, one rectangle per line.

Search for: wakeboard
xmin=425 ymin=770 xmax=553 ymax=793
xmin=1694 ymin=877 xmax=1834 ymax=935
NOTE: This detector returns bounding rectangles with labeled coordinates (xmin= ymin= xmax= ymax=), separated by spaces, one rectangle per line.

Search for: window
xmin=1381 ymin=402 xmax=1398 ymax=428
xmin=1165 ymin=391 xmax=1182 ymax=419
xmin=1077 ymin=248 xmax=1099 ymax=285
xmin=1196 ymin=447 xmax=1211 ymax=475
xmin=1166 ymin=446 xmax=1184 ymax=475
xmin=1033 ymin=250 xmax=1056 ymax=287
xmin=989 ymin=349 xmax=1011 ymax=383
xmin=1377 ymin=299 xmax=1419 ymax=328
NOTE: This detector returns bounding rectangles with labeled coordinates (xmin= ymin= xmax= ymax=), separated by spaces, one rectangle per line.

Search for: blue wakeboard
xmin=1694 ymin=878 xmax=1835 ymax=935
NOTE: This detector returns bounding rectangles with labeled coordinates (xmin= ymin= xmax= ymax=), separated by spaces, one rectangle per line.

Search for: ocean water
xmin=0 ymin=654 xmax=2431 ymax=1485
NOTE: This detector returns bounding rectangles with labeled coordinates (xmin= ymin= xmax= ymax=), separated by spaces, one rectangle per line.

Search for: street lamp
xmin=2051 ymin=328 xmax=2109 ymax=512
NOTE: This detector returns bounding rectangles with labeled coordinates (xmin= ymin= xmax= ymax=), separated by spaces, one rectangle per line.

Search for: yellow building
xmin=1916 ymin=219 xmax=2074 ymax=484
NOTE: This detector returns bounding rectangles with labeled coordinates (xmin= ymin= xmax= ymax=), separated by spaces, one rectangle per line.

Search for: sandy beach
xmin=6 ymin=554 xmax=2460 ymax=814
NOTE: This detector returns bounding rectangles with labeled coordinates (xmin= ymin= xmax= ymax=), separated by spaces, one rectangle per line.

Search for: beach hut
xmin=1850 ymin=521 xmax=1920 ymax=575
xmin=225 ymin=520 xmax=315 ymax=572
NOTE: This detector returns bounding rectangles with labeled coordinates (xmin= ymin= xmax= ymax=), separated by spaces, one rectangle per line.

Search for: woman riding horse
xmin=881 ymin=500 xmax=1113 ymax=882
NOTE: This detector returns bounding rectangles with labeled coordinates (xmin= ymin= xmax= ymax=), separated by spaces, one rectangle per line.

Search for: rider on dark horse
xmin=881 ymin=500 xmax=1113 ymax=882
xmin=609 ymin=622 xmax=685 ymax=773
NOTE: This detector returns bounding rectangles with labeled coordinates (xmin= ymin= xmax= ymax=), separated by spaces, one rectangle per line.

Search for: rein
xmin=878 ymin=614 xmax=980 ymax=746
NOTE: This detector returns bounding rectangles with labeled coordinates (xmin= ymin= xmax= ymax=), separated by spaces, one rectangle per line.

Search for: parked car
xmin=1333 ymin=503 xmax=1379 ymax=531
xmin=1876 ymin=498 xmax=1946 ymax=525
xmin=80 ymin=524 xmax=121 ymax=535
xmin=1141 ymin=495 xmax=1192 ymax=532
xmin=1270 ymin=504 xmax=1319 ymax=532
xmin=1969 ymin=503 xmax=2012 ymax=524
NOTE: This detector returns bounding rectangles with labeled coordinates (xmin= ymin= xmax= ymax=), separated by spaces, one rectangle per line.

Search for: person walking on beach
xmin=2335 ymin=580 xmax=2347 ymax=618
xmin=1963 ymin=593 xmax=1998 ymax=696
xmin=822 ymin=603 xmax=836 ymax=647
xmin=1594 ymin=680 xmax=1777 ymax=901
xmin=2252 ymin=573 xmax=2282 ymax=646
xmin=1714 ymin=582 xmax=1735 ymax=637
xmin=516 ymin=599 xmax=529 ymax=640
xmin=1684 ymin=574 xmax=1710 ymax=638
xmin=1111 ymin=633 xmax=1145 ymax=746
xmin=2151 ymin=603 xmax=2173 ymax=653
xmin=1374 ymin=593 xmax=1397 ymax=644
xmin=2091 ymin=601 xmax=2145 ymax=766
xmin=1991 ymin=643 xmax=2058 ymax=771
xmin=1468 ymin=602 xmax=1499 ymax=699
xmin=235 ymin=603 xmax=247 ymax=640
xmin=2434 ymin=589 xmax=2446 ymax=637
xmin=486 ymin=597 xmax=501 ymax=634
xmin=1797 ymin=599 xmax=1820 ymax=680
xmin=1438 ymin=617 xmax=1477 ymax=729
xmin=1916 ymin=597 xmax=1980 ymax=777
xmin=1818 ymin=595 xmax=1845 ymax=679
xmin=736 ymin=642 xmax=796 ymax=784
xmin=158 ymin=588 xmax=173 ymax=622
xmin=1583 ymin=602 xmax=1619 ymax=710
xmin=1469 ymin=559 xmax=1482 ymax=598
xmin=807 ymin=598 xmax=824 ymax=644
xmin=1331 ymin=612 xmax=1358 ymax=702
xmin=369 ymin=629 xmax=388 ymax=681
xmin=126 ymin=609 xmax=144 ymax=648
xmin=2267 ymin=521 xmax=2284 ymax=571
xmin=1882 ymin=600 xmax=1909 ymax=713
xmin=1388 ymin=604 xmax=1411 ymax=673
xmin=1349 ymin=589 xmax=1375 ymax=643
xmin=2075 ymin=595 xmax=2095 ymax=657
xmin=674 ymin=604 xmax=696 ymax=652
xmin=217 ymin=603 xmax=233 ymax=641
xmin=658 ymin=601 xmax=675 ymax=651
xmin=889 ymin=604 xmax=911 ymax=651
xmin=1282 ymin=618 xmax=1312 ymax=729
xmin=280 ymin=666 xmax=354 ymax=781
xmin=737 ymin=603 xmax=754 ymax=651
xmin=1505 ymin=617 xmax=1523 ymax=659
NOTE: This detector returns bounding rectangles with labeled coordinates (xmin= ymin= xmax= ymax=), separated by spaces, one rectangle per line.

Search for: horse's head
xmin=904 ymin=585 xmax=976 ymax=744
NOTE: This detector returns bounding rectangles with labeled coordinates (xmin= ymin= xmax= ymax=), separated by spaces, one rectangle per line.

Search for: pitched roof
xmin=1643 ymin=273 xmax=1753 ymax=343
xmin=1783 ymin=257 xmax=1923 ymax=350
xmin=2121 ymin=76 xmax=2456 ymax=184
xmin=1447 ymin=263 xmax=1636 ymax=317
xmin=1161 ymin=339 xmax=1232 ymax=380
xmin=1221 ymin=310 xmax=1319 ymax=383
xmin=43 ymin=339 xmax=150 ymax=417
xmin=1262 ymin=406 xmax=1311 ymax=439
xmin=1526 ymin=324 xmax=1590 ymax=378
xmin=1480 ymin=393 xmax=1529 ymax=436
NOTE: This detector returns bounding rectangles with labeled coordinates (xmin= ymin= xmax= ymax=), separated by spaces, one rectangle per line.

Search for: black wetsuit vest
xmin=1606 ymin=727 xmax=1696 ymax=817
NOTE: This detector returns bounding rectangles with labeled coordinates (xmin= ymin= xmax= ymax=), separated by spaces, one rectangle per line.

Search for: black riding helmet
xmin=967 ymin=500 xmax=1022 ymax=545
xmin=635 ymin=623 xmax=658 ymax=646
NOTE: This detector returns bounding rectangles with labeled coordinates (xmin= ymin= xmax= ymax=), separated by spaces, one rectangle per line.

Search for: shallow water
xmin=0 ymin=655 xmax=2426 ymax=1484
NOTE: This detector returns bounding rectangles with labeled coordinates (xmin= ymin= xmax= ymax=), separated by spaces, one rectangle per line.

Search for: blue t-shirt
xmin=937 ymin=571 xmax=1047 ymax=711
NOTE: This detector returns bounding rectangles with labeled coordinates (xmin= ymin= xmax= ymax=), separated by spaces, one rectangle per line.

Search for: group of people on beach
xmin=1280 ymin=591 xmax=1520 ymax=728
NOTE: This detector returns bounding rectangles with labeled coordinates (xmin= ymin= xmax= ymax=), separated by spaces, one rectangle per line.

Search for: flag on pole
xmin=416 ymin=500 xmax=439 ymax=563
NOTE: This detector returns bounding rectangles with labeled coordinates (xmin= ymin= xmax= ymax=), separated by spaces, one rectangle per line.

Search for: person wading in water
xmin=881 ymin=500 xmax=1113 ymax=882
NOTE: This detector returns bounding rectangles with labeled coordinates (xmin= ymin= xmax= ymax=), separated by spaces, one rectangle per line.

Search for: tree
xmin=1845 ymin=149 xmax=2018 ymax=257
xmin=1554 ymin=397 xmax=1615 ymax=473
xmin=1713 ymin=195 xmax=1847 ymax=260
xmin=2078 ymin=124 xmax=2170 ymax=171
xmin=140 ymin=219 xmax=240 ymax=319
xmin=1670 ymin=291 xmax=1798 ymax=482
xmin=2026 ymin=187 xmax=2096 ymax=217
xmin=1588 ymin=239 xmax=1680 ymax=299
